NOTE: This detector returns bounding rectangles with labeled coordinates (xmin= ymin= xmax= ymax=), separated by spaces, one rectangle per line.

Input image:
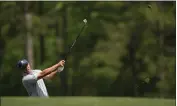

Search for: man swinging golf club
xmin=17 ymin=59 xmax=65 ymax=97
xmin=17 ymin=19 xmax=87 ymax=97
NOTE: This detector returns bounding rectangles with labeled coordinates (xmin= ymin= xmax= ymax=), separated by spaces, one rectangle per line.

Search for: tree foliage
xmin=0 ymin=1 xmax=175 ymax=98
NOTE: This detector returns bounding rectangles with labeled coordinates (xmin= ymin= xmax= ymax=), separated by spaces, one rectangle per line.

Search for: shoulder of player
xmin=22 ymin=74 xmax=33 ymax=83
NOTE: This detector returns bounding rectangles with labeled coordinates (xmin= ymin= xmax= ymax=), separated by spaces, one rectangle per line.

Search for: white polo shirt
xmin=22 ymin=70 xmax=49 ymax=97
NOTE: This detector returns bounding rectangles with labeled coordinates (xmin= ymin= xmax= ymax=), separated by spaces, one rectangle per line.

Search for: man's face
xmin=26 ymin=64 xmax=31 ymax=71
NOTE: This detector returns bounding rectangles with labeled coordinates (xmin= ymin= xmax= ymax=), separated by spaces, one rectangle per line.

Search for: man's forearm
xmin=38 ymin=63 xmax=60 ymax=79
xmin=44 ymin=63 xmax=60 ymax=73
xmin=45 ymin=71 xmax=58 ymax=79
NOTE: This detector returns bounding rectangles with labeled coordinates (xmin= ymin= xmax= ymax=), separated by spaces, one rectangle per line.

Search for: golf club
xmin=64 ymin=19 xmax=87 ymax=61
xmin=58 ymin=19 xmax=87 ymax=72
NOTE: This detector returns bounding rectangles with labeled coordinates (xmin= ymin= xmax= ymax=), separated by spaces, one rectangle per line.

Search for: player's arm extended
xmin=44 ymin=71 xmax=57 ymax=80
xmin=44 ymin=66 xmax=64 ymax=80
xmin=37 ymin=60 xmax=65 ymax=80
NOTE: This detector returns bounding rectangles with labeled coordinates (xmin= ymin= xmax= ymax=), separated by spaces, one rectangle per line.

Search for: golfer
xmin=17 ymin=59 xmax=65 ymax=97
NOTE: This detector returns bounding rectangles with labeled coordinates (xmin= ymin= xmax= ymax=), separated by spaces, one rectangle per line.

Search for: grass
xmin=1 ymin=97 xmax=176 ymax=106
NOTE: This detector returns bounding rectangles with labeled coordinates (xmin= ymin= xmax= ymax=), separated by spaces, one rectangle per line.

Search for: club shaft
xmin=64 ymin=23 xmax=86 ymax=61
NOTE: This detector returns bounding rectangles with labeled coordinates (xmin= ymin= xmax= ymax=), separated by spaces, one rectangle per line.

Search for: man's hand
xmin=43 ymin=60 xmax=66 ymax=80
xmin=58 ymin=60 xmax=65 ymax=67
xmin=37 ymin=60 xmax=66 ymax=80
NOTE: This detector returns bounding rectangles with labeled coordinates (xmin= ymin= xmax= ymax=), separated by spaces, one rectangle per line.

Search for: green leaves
xmin=55 ymin=2 xmax=63 ymax=10
xmin=0 ymin=1 xmax=175 ymax=98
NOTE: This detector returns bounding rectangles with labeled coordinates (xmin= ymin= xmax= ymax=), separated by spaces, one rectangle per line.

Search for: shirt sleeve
xmin=22 ymin=70 xmax=42 ymax=83
xmin=33 ymin=70 xmax=41 ymax=78
xmin=22 ymin=74 xmax=38 ymax=83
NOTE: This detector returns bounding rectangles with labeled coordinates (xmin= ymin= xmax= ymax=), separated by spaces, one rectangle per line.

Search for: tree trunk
xmin=38 ymin=1 xmax=45 ymax=65
xmin=25 ymin=1 xmax=34 ymax=69
xmin=129 ymin=33 xmax=138 ymax=97
xmin=0 ymin=3 xmax=5 ymax=77
xmin=156 ymin=18 xmax=166 ymax=97
xmin=59 ymin=4 xmax=68 ymax=96
xmin=0 ymin=35 xmax=5 ymax=77
xmin=56 ymin=19 xmax=63 ymax=59
xmin=154 ymin=3 xmax=166 ymax=97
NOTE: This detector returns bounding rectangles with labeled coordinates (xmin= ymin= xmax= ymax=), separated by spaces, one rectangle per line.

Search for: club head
xmin=83 ymin=19 xmax=87 ymax=24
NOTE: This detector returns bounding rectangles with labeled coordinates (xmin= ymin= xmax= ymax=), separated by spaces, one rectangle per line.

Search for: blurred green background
xmin=0 ymin=1 xmax=176 ymax=105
